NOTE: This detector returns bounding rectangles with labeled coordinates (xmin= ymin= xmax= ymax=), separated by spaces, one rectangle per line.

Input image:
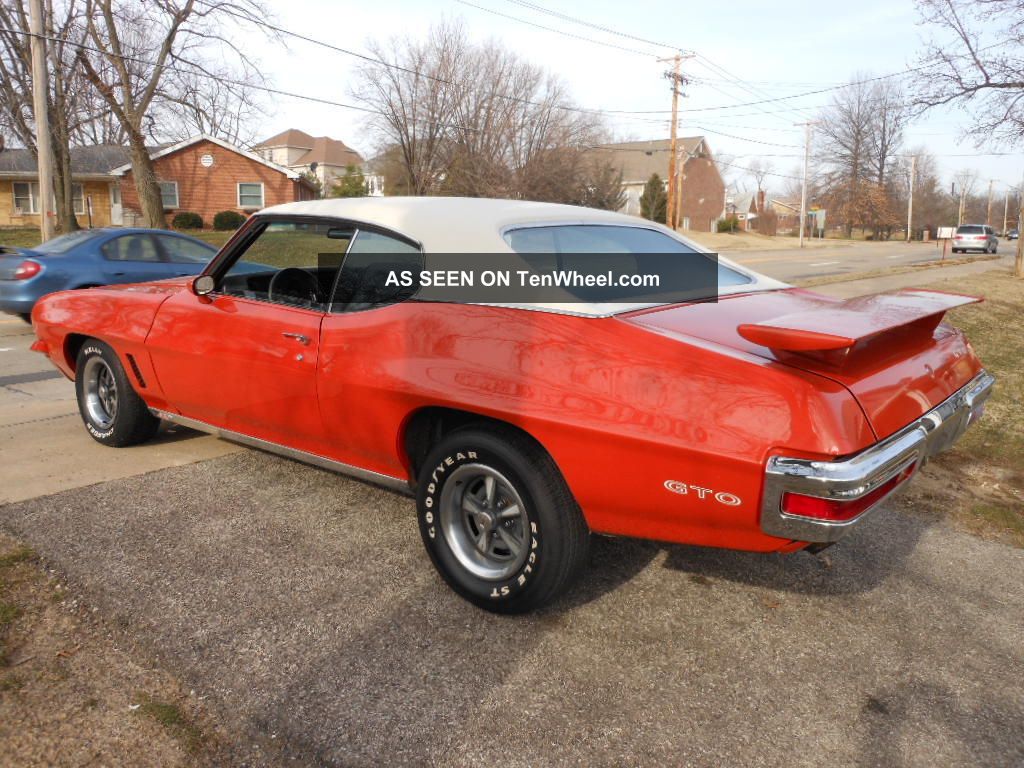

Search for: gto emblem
xmin=664 ymin=480 xmax=742 ymax=506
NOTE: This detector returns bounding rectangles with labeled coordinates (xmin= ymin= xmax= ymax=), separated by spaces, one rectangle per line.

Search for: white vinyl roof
xmin=258 ymin=197 xmax=786 ymax=316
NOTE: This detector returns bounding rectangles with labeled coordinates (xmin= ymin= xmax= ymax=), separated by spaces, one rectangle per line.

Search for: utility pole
xmin=957 ymin=184 xmax=966 ymax=227
xmin=796 ymin=121 xmax=816 ymax=248
xmin=1003 ymin=191 xmax=1009 ymax=236
xmin=1017 ymin=193 xmax=1024 ymax=277
xmin=28 ymin=0 xmax=54 ymax=241
xmin=660 ymin=53 xmax=682 ymax=230
xmin=986 ymin=179 xmax=994 ymax=227
xmin=906 ymin=155 xmax=916 ymax=243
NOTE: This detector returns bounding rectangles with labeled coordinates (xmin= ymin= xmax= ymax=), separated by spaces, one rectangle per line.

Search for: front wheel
xmin=75 ymin=340 xmax=160 ymax=447
xmin=416 ymin=426 xmax=590 ymax=613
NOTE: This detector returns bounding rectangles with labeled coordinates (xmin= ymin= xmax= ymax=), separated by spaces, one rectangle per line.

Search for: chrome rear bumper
xmin=760 ymin=370 xmax=995 ymax=543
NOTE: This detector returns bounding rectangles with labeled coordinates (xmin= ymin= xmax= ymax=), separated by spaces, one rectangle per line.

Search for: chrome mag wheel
xmin=439 ymin=464 xmax=530 ymax=581
xmin=82 ymin=355 xmax=118 ymax=429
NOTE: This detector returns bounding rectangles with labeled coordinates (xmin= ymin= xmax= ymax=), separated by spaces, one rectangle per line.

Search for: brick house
xmin=590 ymin=137 xmax=726 ymax=232
xmin=0 ymin=145 xmax=130 ymax=228
xmin=110 ymin=135 xmax=316 ymax=226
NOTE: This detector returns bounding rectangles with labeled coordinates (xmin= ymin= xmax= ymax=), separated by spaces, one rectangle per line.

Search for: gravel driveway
xmin=2 ymin=447 xmax=1022 ymax=767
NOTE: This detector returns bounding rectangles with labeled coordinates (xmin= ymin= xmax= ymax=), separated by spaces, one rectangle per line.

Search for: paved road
xmin=725 ymin=239 xmax=1013 ymax=283
xmin=1 ymin=256 xmax=1021 ymax=766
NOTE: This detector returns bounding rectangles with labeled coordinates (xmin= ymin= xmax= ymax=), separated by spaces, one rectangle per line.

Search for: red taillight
xmin=781 ymin=463 xmax=916 ymax=522
xmin=954 ymin=235 xmax=963 ymax=240
xmin=13 ymin=259 xmax=41 ymax=280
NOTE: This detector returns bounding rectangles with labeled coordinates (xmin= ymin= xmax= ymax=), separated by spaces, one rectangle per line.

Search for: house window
xmin=13 ymin=181 xmax=39 ymax=214
xmin=72 ymin=183 xmax=85 ymax=215
xmin=159 ymin=181 xmax=179 ymax=209
xmin=238 ymin=182 xmax=264 ymax=209
xmin=681 ymin=216 xmax=691 ymax=231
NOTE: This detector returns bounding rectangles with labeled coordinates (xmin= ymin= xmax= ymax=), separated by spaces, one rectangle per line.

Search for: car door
xmin=151 ymin=233 xmax=217 ymax=279
xmin=146 ymin=219 xmax=353 ymax=454
xmin=100 ymin=233 xmax=170 ymax=284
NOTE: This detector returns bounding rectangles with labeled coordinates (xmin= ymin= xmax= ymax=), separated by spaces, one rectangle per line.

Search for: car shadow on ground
xmin=149 ymin=422 xmax=211 ymax=446
xmin=557 ymin=501 xmax=932 ymax=600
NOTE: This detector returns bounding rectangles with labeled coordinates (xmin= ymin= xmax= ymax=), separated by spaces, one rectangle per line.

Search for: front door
xmin=109 ymin=183 xmax=123 ymax=226
xmin=146 ymin=219 xmax=352 ymax=453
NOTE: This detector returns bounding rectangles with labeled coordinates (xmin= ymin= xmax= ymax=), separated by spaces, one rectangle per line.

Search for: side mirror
xmin=192 ymin=275 xmax=216 ymax=296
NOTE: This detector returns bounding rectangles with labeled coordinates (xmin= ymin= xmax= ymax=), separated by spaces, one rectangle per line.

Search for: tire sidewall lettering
xmin=79 ymin=346 xmax=116 ymax=440
xmin=420 ymin=448 xmax=539 ymax=602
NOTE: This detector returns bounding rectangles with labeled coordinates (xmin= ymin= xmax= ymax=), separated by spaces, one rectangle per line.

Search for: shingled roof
xmin=256 ymin=129 xmax=365 ymax=168
xmin=0 ymin=144 xmax=131 ymax=177
xmin=588 ymin=137 xmax=708 ymax=184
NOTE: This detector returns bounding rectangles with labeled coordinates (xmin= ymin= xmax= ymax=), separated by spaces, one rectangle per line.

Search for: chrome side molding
xmin=150 ymin=409 xmax=413 ymax=495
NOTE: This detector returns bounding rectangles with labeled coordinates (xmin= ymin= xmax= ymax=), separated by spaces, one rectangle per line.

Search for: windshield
xmin=33 ymin=230 xmax=101 ymax=254
xmin=956 ymin=225 xmax=984 ymax=234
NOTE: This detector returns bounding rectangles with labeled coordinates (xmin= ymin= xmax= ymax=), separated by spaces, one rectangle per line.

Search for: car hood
xmin=625 ymin=288 xmax=984 ymax=441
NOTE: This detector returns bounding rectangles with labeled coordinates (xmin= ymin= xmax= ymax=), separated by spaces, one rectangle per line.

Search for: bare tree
xmin=817 ymin=76 xmax=906 ymax=237
xmin=353 ymin=22 xmax=464 ymax=196
xmin=153 ymin=63 xmax=266 ymax=146
xmin=77 ymin=0 xmax=268 ymax=227
xmin=353 ymin=21 xmax=612 ymax=203
xmin=0 ymin=0 xmax=87 ymax=231
xmin=868 ymin=80 xmax=908 ymax=188
xmin=913 ymin=0 xmax=1024 ymax=146
xmin=745 ymin=158 xmax=773 ymax=207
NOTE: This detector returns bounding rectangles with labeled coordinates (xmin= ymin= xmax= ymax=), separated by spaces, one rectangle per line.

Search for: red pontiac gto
xmin=30 ymin=198 xmax=993 ymax=612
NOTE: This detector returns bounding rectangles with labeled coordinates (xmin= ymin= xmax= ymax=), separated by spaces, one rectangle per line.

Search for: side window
xmin=333 ymin=230 xmax=423 ymax=313
xmin=102 ymin=234 xmax=160 ymax=262
xmin=155 ymin=235 xmax=216 ymax=264
xmin=219 ymin=221 xmax=353 ymax=310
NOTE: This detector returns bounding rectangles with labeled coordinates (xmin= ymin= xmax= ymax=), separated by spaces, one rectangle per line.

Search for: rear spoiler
xmin=737 ymin=289 xmax=981 ymax=352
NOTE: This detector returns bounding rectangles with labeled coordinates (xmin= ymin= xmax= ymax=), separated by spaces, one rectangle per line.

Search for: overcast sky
xmin=253 ymin=0 xmax=1022 ymax=202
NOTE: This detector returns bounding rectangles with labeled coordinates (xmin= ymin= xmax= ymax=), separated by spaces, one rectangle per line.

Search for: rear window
xmin=504 ymin=224 xmax=752 ymax=301
xmin=956 ymin=226 xmax=984 ymax=234
xmin=33 ymin=230 xmax=100 ymax=254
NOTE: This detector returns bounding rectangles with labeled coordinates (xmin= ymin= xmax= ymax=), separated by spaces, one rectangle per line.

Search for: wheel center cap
xmin=475 ymin=510 xmax=495 ymax=531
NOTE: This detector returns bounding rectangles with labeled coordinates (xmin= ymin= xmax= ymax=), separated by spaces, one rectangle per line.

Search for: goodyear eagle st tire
xmin=417 ymin=426 xmax=590 ymax=613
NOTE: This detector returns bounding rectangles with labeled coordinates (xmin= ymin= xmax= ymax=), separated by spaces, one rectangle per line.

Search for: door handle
xmin=282 ymin=332 xmax=310 ymax=346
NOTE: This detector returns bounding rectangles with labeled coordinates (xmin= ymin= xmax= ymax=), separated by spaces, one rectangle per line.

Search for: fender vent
xmin=125 ymin=353 xmax=146 ymax=388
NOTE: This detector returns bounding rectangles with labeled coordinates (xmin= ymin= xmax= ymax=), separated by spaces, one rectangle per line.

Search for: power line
xmin=453 ymin=0 xmax=663 ymax=57
xmin=696 ymin=126 xmax=800 ymax=148
xmin=0 ymin=25 xmax=481 ymax=131
xmin=501 ymin=0 xmax=681 ymax=52
xmin=464 ymin=0 xmax=1018 ymax=115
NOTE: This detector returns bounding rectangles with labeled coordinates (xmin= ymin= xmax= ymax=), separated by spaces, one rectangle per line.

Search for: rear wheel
xmin=75 ymin=340 xmax=159 ymax=447
xmin=416 ymin=426 xmax=590 ymax=613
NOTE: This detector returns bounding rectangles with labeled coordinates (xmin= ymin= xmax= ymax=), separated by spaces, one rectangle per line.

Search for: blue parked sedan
xmin=0 ymin=228 xmax=217 ymax=320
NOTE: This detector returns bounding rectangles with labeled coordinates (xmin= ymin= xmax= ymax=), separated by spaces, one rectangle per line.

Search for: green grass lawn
xmin=903 ymin=269 xmax=1024 ymax=546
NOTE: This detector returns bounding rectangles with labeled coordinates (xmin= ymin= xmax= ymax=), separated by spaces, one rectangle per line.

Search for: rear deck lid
xmin=627 ymin=288 xmax=984 ymax=440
